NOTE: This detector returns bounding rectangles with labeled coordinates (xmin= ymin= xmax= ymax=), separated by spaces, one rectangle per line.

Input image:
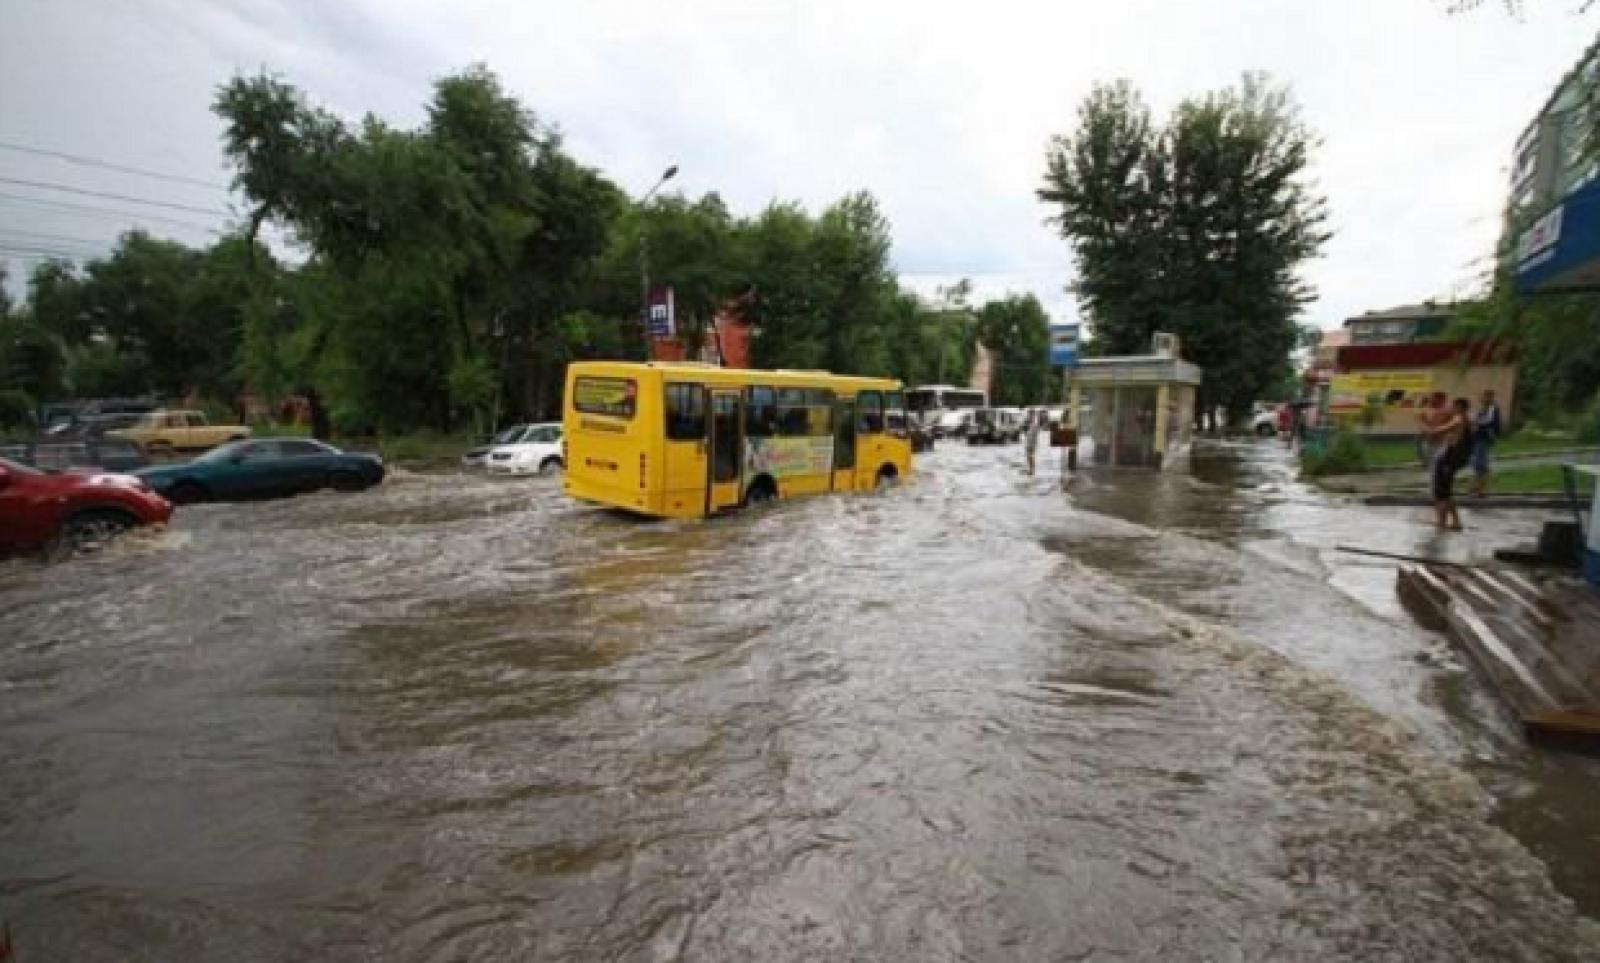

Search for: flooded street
xmin=4 ymin=440 xmax=1600 ymax=960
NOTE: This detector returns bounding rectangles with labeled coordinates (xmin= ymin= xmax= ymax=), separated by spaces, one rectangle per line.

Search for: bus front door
xmin=707 ymin=389 xmax=744 ymax=512
xmin=832 ymin=398 xmax=857 ymax=490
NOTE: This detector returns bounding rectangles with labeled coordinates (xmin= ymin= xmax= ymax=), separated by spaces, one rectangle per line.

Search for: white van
xmin=967 ymin=407 xmax=1024 ymax=444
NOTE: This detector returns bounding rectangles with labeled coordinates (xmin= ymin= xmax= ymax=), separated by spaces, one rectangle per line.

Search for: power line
xmin=0 ymin=141 xmax=230 ymax=191
xmin=0 ymin=175 xmax=229 ymax=217
xmin=0 ymin=244 xmax=95 ymax=260
xmin=0 ymin=190 xmax=220 ymax=235
xmin=0 ymin=227 xmax=114 ymax=248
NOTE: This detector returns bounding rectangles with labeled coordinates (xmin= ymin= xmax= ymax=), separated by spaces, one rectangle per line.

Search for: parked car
xmin=485 ymin=423 xmax=564 ymax=476
xmin=0 ymin=436 xmax=149 ymax=474
xmin=110 ymin=409 xmax=251 ymax=457
xmin=38 ymin=398 xmax=158 ymax=429
xmin=1251 ymin=408 xmax=1280 ymax=437
xmin=44 ymin=411 xmax=145 ymax=439
xmin=462 ymin=423 xmax=534 ymax=470
xmin=135 ymin=438 xmax=385 ymax=504
xmin=0 ymin=457 xmax=173 ymax=556
xmin=968 ymin=407 xmax=1024 ymax=444
xmin=931 ymin=409 xmax=973 ymax=439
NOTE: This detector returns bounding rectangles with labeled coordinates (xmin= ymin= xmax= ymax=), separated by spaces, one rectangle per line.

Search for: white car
xmin=1251 ymin=408 xmax=1281 ymax=437
xmin=462 ymin=423 xmax=532 ymax=470
xmin=485 ymin=422 xmax=564 ymax=476
xmin=932 ymin=409 xmax=973 ymax=438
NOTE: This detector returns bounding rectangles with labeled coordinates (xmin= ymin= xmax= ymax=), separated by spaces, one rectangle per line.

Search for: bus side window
xmin=858 ymin=391 xmax=884 ymax=434
xmin=776 ymin=388 xmax=810 ymax=436
xmin=746 ymin=386 xmax=777 ymax=438
xmin=665 ymin=383 xmax=706 ymax=440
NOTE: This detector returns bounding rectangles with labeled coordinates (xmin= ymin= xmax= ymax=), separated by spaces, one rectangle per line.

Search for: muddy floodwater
xmin=4 ymin=441 xmax=1600 ymax=960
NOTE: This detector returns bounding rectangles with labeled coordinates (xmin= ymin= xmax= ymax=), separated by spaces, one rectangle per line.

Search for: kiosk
xmin=1068 ymin=333 xmax=1202 ymax=471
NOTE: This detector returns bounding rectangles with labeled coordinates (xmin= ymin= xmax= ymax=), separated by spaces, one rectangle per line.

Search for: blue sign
xmin=1049 ymin=322 xmax=1080 ymax=368
xmin=646 ymin=285 xmax=675 ymax=338
xmin=1516 ymin=176 xmax=1600 ymax=293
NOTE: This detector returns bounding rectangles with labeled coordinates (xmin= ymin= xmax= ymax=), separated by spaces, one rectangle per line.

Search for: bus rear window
xmin=573 ymin=377 xmax=637 ymax=419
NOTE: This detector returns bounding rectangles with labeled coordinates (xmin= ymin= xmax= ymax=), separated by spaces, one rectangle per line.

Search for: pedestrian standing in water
xmin=1416 ymin=391 xmax=1447 ymax=464
xmin=1426 ymin=397 xmax=1472 ymax=531
xmin=1470 ymin=388 xmax=1502 ymax=497
xmin=1024 ymin=409 xmax=1042 ymax=476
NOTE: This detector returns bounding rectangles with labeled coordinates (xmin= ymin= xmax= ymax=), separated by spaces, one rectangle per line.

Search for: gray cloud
xmin=2 ymin=0 xmax=1593 ymax=331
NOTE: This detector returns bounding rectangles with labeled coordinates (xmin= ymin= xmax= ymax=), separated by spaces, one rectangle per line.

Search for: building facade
xmin=1508 ymin=35 xmax=1600 ymax=293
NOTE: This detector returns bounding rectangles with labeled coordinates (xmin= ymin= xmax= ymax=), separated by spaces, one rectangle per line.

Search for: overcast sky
xmin=1 ymin=0 xmax=1594 ymax=331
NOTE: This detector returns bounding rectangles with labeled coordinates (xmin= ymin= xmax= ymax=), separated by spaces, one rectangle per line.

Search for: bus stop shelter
xmin=1068 ymin=340 xmax=1202 ymax=470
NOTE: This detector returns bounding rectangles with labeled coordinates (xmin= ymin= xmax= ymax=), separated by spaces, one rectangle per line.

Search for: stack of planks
xmin=1398 ymin=564 xmax=1600 ymax=748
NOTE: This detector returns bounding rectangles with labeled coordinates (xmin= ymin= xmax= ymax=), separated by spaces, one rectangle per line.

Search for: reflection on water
xmin=3 ymin=446 xmax=1599 ymax=960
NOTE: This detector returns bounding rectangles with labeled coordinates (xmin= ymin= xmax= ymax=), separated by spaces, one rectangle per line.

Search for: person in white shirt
xmin=1024 ymin=410 xmax=1042 ymax=476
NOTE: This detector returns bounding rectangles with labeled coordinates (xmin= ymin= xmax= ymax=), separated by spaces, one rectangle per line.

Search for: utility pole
xmin=638 ymin=165 xmax=678 ymax=356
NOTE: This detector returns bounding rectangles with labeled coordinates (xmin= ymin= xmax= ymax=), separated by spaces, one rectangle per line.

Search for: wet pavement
xmin=3 ymin=439 xmax=1600 ymax=960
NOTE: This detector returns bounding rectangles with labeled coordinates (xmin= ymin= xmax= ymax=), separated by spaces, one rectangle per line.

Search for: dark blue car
xmin=136 ymin=438 xmax=385 ymax=505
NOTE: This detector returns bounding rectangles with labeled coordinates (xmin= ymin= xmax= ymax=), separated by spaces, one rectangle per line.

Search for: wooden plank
xmin=1397 ymin=566 xmax=1450 ymax=632
xmin=1445 ymin=601 xmax=1564 ymax=717
xmin=1497 ymin=569 xmax=1570 ymax=624
xmin=1462 ymin=569 xmax=1556 ymax=633
xmin=1481 ymin=612 xmax=1596 ymax=709
xmin=1524 ymin=710 xmax=1600 ymax=737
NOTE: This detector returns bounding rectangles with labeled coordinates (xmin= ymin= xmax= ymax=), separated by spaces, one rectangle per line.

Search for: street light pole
xmin=638 ymin=165 xmax=678 ymax=355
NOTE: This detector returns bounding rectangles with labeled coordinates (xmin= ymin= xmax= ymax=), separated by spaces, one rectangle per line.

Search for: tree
xmin=215 ymin=66 xmax=626 ymax=429
xmin=739 ymin=201 xmax=825 ymax=370
xmin=1040 ymin=81 xmax=1165 ymax=356
xmin=1041 ymin=75 xmax=1329 ymax=424
xmin=977 ymin=294 xmax=1052 ymax=406
xmin=0 ymin=264 xmax=68 ymax=422
xmin=20 ymin=233 xmax=256 ymax=401
xmin=1457 ymin=286 xmax=1600 ymax=417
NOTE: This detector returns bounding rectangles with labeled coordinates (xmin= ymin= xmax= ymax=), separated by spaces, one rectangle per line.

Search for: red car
xmin=0 ymin=457 xmax=174 ymax=556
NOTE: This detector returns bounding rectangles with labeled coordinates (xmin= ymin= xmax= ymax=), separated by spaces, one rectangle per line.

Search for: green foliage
xmin=0 ymin=388 xmax=34 ymax=433
xmin=447 ymin=353 xmax=497 ymax=433
xmin=1301 ymin=429 xmax=1368 ymax=476
xmin=1489 ymin=463 xmax=1571 ymax=494
xmin=65 ymin=340 xmax=147 ymax=398
xmin=0 ymin=316 xmax=67 ymax=403
xmin=21 ymin=231 xmax=260 ymax=402
xmin=978 ymin=294 xmax=1051 ymax=406
xmin=1459 ymin=287 xmax=1600 ymax=420
xmin=1041 ymin=74 xmax=1329 ymax=422
xmin=1359 ymin=395 xmax=1386 ymax=429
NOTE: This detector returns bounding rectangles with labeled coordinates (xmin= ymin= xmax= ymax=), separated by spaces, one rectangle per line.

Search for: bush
xmin=1302 ymin=429 xmax=1368 ymax=477
xmin=1581 ymin=396 xmax=1600 ymax=447
xmin=0 ymin=388 xmax=35 ymax=434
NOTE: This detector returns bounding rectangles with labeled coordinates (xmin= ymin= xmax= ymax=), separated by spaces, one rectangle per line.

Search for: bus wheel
xmin=744 ymin=477 xmax=777 ymax=507
xmin=875 ymin=466 xmax=899 ymax=490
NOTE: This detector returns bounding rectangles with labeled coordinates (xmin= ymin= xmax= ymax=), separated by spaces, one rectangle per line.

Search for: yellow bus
xmin=562 ymin=361 xmax=913 ymax=518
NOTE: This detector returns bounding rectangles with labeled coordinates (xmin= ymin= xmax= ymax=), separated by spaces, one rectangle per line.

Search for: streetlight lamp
xmin=639 ymin=165 xmax=678 ymax=354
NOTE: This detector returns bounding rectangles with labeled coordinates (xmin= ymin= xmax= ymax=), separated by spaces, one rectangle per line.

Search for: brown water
xmin=3 ymin=440 xmax=1599 ymax=960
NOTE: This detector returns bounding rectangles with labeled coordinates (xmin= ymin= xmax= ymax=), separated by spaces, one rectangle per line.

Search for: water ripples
xmin=3 ymin=444 xmax=1599 ymax=959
